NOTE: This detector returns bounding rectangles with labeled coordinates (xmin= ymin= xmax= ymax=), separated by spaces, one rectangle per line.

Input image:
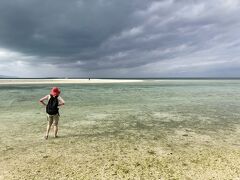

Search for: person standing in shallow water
xmin=39 ymin=87 xmax=65 ymax=139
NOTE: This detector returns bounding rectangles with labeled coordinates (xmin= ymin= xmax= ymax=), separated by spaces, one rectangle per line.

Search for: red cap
xmin=50 ymin=87 xmax=61 ymax=96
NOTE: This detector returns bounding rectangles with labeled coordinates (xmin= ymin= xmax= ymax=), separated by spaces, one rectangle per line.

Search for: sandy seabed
xmin=0 ymin=79 xmax=240 ymax=179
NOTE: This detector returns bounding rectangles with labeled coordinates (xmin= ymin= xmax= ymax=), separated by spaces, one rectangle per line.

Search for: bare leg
xmin=53 ymin=115 xmax=59 ymax=138
xmin=54 ymin=125 xmax=58 ymax=138
xmin=45 ymin=121 xmax=53 ymax=139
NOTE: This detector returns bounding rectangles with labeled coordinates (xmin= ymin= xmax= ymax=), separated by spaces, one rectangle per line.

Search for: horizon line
xmin=1 ymin=77 xmax=240 ymax=80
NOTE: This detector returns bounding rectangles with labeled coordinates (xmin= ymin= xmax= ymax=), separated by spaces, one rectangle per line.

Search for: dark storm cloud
xmin=0 ymin=0 xmax=146 ymax=55
xmin=0 ymin=0 xmax=240 ymax=77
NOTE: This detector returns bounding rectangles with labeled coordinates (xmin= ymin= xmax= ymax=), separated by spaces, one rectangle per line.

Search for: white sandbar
xmin=0 ymin=79 xmax=143 ymax=84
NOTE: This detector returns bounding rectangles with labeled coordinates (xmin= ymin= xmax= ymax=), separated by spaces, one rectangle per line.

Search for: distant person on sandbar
xmin=39 ymin=87 xmax=65 ymax=139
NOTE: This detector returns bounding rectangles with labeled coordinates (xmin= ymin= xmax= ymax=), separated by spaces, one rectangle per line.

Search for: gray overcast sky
xmin=0 ymin=0 xmax=240 ymax=78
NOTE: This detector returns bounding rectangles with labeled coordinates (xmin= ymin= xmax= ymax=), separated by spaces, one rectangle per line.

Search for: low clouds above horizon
xmin=0 ymin=0 xmax=240 ymax=77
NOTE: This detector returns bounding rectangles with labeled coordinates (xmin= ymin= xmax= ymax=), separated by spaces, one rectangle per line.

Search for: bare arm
xmin=58 ymin=96 xmax=65 ymax=106
xmin=39 ymin=95 xmax=49 ymax=106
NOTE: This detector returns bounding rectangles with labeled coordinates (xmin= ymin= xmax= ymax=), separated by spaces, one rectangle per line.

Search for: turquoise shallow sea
xmin=0 ymin=80 xmax=240 ymax=179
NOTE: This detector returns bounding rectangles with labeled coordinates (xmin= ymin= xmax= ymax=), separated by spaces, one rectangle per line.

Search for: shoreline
xmin=0 ymin=79 xmax=144 ymax=85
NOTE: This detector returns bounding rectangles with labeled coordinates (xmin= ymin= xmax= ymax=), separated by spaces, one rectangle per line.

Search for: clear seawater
xmin=1 ymin=80 xmax=239 ymax=134
xmin=0 ymin=80 xmax=240 ymax=179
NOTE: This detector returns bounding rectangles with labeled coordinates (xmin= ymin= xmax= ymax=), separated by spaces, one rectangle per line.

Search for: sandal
xmin=44 ymin=135 xmax=48 ymax=140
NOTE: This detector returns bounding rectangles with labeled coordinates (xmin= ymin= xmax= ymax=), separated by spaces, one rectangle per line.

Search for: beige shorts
xmin=47 ymin=114 xmax=59 ymax=126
